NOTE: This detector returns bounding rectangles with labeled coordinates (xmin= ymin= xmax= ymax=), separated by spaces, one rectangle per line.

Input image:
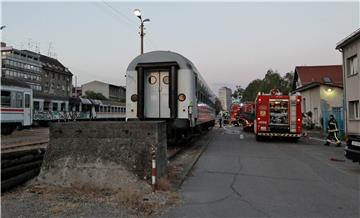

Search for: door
xmin=159 ymin=71 xmax=170 ymax=117
xmin=24 ymin=93 xmax=32 ymax=126
xmin=144 ymin=70 xmax=170 ymax=118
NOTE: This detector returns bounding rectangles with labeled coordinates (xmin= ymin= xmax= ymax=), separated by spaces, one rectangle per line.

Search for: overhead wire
xmin=98 ymin=1 xmax=158 ymax=51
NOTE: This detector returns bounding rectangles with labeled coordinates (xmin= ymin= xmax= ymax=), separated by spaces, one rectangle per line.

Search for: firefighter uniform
xmin=324 ymin=115 xmax=341 ymax=146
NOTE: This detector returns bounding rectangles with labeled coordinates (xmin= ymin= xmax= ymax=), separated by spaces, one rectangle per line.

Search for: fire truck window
xmin=1 ymin=91 xmax=11 ymax=107
xmin=25 ymin=94 xmax=30 ymax=108
xmin=15 ymin=92 xmax=23 ymax=108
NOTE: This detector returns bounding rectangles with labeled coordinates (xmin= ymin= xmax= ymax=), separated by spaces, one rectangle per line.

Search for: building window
xmin=349 ymin=100 xmax=359 ymax=120
xmin=347 ymin=55 xmax=358 ymax=77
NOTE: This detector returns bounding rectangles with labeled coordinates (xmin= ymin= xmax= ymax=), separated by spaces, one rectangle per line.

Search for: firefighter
xmin=324 ymin=115 xmax=341 ymax=147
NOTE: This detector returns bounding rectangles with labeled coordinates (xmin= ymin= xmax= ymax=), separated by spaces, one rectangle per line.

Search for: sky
xmin=1 ymin=1 xmax=359 ymax=93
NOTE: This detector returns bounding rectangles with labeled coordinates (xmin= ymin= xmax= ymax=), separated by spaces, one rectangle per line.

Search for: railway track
xmin=1 ymin=140 xmax=48 ymax=152
xmin=1 ymin=148 xmax=46 ymax=193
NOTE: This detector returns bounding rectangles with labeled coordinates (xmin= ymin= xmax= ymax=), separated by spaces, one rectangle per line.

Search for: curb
xmin=173 ymin=131 xmax=216 ymax=189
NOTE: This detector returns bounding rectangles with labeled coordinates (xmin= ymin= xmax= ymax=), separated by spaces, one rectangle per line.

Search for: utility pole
xmin=133 ymin=9 xmax=150 ymax=54
xmin=140 ymin=22 xmax=144 ymax=54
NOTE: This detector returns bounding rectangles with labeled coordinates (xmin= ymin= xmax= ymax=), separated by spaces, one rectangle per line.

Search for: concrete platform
xmin=38 ymin=121 xmax=167 ymax=189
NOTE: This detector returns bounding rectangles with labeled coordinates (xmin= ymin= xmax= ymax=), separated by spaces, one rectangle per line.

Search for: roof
xmin=127 ymin=50 xmax=198 ymax=72
xmin=294 ymin=65 xmax=343 ymax=89
xmin=336 ymin=28 xmax=360 ymax=49
xmin=83 ymin=80 xmax=125 ymax=89
xmin=127 ymin=50 xmax=215 ymax=98
xmin=293 ymin=82 xmax=342 ymax=92
xmin=1 ymin=77 xmax=31 ymax=89
xmin=40 ymin=54 xmax=73 ymax=76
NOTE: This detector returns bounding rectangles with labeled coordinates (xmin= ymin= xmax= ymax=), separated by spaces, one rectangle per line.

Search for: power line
xmin=97 ymin=1 xmax=158 ymax=51
xmin=102 ymin=1 xmax=138 ymax=28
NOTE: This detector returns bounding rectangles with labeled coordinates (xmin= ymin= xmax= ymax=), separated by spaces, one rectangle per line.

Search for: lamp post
xmin=133 ymin=9 xmax=150 ymax=54
xmin=0 ymin=25 xmax=6 ymax=30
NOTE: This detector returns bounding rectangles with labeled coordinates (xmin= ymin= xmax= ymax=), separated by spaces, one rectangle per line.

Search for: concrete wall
xmin=342 ymin=38 xmax=360 ymax=134
xmin=38 ymin=121 xmax=167 ymax=189
xmin=82 ymin=81 xmax=109 ymax=98
xmin=319 ymin=85 xmax=343 ymax=109
xmin=300 ymin=86 xmax=321 ymax=125
xmin=300 ymin=85 xmax=343 ymax=126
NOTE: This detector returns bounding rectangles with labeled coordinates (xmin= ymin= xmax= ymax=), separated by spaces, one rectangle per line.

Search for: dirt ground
xmin=1 ymin=128 xmax=216 ymax=217
xmin=1 ymin=181 xmax=180 ymax=218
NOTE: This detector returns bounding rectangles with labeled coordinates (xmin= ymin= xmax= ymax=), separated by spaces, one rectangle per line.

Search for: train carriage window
xmin=148 ymin=76 xmax=157 ymax=85
xmin=163 ymin=76 xmax=169 ymax=84
xmin=1 ymin=91 xmax=11 ymax=107
xmin=53 ymin=103 xmax=58 ymax=111
xmin=34 ymin=101 xmax=40 ymax=111
xmin=108 ymin=106 xmax=111 ymax=112
xmin=25 ymin=94 xmax=30 ymax=108
xmin=61 ymin=103 xmax=65 ymax=111
xmin=15 ymin=92 xmax=23 ymax=108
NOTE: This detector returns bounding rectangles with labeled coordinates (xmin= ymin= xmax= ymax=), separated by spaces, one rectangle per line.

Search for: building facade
xmin=1 ymin=42 xmax=73 ymax=112
xmin=81 ymin=80 xmax=126 ymax=101
xmin=218 ymin=86 xmax=232 ymax=112
xmin=336 ymin=29 xmax=360 ymax=135
xmin=1 ymin=44 xmax=42 ymax=92
xmin=292 ymin=65 xmax=344 ymax=129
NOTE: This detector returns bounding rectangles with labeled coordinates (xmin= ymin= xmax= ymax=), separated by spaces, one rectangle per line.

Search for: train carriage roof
xmin=127 ymin=50 xmax=216 ymax=99
xmin=127 ymin=50 xmax=198 ymax=72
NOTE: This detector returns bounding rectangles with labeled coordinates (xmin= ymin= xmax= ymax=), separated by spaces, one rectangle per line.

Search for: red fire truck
xmin=254 ymin=89 xmax=302 ymax=141
xmin=230 ymin=103 xmax=241 ymax=125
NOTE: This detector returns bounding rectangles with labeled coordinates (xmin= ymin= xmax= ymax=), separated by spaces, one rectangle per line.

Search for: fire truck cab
xmin=254 ymin=89 xmax=302 ymax=141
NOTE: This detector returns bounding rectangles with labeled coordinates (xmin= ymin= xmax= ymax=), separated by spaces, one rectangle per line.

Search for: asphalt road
xmin=167 ymin=126 xmax=360 ymax=217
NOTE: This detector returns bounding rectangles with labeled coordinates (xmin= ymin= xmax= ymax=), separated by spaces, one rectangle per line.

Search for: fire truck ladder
xmin=290 ymin=95 xmax=297 ymax=133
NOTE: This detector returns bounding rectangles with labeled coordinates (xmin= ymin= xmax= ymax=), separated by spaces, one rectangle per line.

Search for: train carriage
xmin=1 ymin=77 xmax=33 ymax=134
xmin=126 ymin=51 xmax=216 ymax=138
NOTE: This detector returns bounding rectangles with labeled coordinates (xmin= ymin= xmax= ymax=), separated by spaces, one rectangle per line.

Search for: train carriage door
xmin=24 ymin=92 xmax=32 ymax=126
xmin=144 ymin=71 xmax=160 ymax=118
xmin=159 ymin=71 xmax=170 ymax=118
xmin=144 ymin=70 xmax=171 ymax=118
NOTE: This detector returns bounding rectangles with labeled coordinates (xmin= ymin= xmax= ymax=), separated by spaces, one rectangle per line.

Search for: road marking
xmin=240 ymin=134 xmax=244 ymax=139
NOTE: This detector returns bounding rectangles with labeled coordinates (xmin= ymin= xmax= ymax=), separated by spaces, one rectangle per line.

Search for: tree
xmin=242 ymin=79 xmax=263 ymax=102
xmin=84 ymin=91 xmax=107 ymax=100
xmin=232 ymin=85 xmax=244 ymax=99
xmin=215 ymin=97 xmax=223 ymax=114
xmin=241 ymin=70 xmax=295 ymax=102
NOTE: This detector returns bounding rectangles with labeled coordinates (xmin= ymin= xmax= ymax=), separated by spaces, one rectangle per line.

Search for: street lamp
xmin=0 ymin=25 xmax=6 ymax=30
xmin=133 ymin=9 xmax=150 ymax=54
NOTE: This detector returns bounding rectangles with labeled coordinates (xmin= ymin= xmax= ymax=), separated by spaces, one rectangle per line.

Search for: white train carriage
xmin=126 ymin=51 xmax=216 ymax=135
xmin=1 ymin=77 xmax=33 ymax=134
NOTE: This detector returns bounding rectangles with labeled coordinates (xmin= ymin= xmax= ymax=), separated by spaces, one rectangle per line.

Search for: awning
xmin=90 ymin=99 xmax=103 ymax=106
xmin=80 ymin=97 xmax=92 ymax=105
